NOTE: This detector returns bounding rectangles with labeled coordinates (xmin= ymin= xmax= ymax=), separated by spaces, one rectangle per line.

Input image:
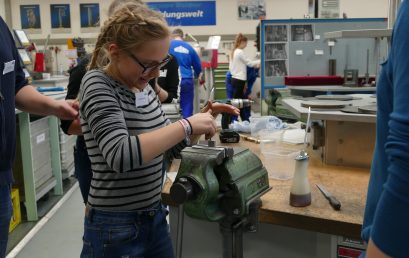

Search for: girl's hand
xmin=187 ymin=112 xmax=217 ymax=139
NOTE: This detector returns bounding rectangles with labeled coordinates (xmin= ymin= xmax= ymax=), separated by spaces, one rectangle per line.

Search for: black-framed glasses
xmin=127 ymin=52 xmax=172 ymax=75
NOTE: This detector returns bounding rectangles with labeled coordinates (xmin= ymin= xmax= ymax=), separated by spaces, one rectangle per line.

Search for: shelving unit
xmin=260 ymin=18 xmax=388 ymax=98
xmin=31 ymin=75 xmax=69 ymax=88
xmin=324 ymin=28 xmax=392 ymax=83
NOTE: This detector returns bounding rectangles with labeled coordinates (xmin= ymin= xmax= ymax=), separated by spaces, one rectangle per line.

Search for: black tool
xmin=219 ymin=129 xmax=240 ymax=143
xmin=316 ymin=184 xmax=341 ymax=210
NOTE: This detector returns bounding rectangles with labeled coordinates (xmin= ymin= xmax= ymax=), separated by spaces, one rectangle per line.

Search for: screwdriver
xmin=316 ymin=184 xmax=341 ymax=211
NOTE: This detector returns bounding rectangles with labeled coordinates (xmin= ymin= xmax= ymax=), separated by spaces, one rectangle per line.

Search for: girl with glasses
xmin=78 ymin=4 xmax=239 ymax=258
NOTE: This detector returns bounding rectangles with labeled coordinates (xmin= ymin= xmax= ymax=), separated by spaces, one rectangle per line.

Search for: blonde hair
xmin=231 ymin=33 xmax=248 ymax=59
xmin=89 ymin=4 xmax=170 ymax=70
xmin=108 ymin=0 xmax=144 ymax=16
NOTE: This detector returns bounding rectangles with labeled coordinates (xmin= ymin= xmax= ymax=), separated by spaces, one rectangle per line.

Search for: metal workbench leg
xmin=49 ymin=116 xmax=63 ymax=195
xmin=176 ymin=204 xmax=185 ymax=258
xmin=220 ymin=220 xmax=244 ymax=258
xmin=18 ymin=112 xmax=38 ymax=221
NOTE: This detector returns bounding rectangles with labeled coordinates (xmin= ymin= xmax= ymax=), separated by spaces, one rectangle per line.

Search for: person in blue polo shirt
xmin=169 ymin=28 xmax=203 ymax=118
xmin=362 ymin=1 xmax=409 ymax=257
xmin=0 ymin=16 xmax=78 ymax=257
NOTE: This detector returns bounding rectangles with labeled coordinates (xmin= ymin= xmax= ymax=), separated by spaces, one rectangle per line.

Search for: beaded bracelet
xmin=184 ymin=118 xmax=193 ymax=135
xmin=178 ymin=119 xmax=192 ymax=145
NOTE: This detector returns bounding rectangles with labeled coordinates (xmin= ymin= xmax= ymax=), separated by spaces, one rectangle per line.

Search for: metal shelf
xmin=324 ymin=29 xmax=392 ymax=39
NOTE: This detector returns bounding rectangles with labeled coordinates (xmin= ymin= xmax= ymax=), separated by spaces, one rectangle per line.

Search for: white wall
xmin=0 ymin=0 xmax=5 ymax=18
xmin=339 ymin=0 xmax=388 ymax=18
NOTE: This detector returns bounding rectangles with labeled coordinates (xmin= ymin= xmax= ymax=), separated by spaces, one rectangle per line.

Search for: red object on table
xmin=34 ymin=52 xmax=45 ymax=72
xmin=285 ymin=76 xmax=343 ymax=86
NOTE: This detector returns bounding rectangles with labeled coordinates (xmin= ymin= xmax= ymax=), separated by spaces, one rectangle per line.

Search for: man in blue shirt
xmin=169 ymin=28 xmax=202 ymax=118
xmin=362 ymin=1 xmax=409 ymax=257
xmin=0 ymin=16 xmax=78 ymax=257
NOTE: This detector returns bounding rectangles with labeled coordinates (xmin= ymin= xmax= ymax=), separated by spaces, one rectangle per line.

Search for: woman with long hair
xmin=229 ymin=33 xmax=260 ymax=121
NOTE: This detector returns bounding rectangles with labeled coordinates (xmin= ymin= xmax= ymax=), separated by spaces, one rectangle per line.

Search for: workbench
xmin=282 ymin=94 xmax=376 ymax=168
xmin=162 ymin=136 xmax=369 ymax=257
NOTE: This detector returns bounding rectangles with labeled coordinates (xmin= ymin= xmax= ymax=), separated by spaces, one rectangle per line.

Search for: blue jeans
xmin=74 ymin=136 xmax=92 ymax=204
xmin=81 ymin=203 xmax=175 ymax=258
xmin=0 ymin=184 xmax=12 ymax=258
xmin=180 ymin=78 xmax=194 ymax=118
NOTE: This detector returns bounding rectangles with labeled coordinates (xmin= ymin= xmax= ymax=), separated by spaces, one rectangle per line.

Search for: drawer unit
xmin=31 ymin=129 xmax=51 ymax=173
xmin=30 ymin=117 xmax=53 ymax=188
xmin=13 ymin=117 xmax=54 ymax=200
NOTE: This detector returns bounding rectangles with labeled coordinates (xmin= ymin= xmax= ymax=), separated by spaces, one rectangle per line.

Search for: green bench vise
xmin=170 ymin=141 xmax=271 ymax=258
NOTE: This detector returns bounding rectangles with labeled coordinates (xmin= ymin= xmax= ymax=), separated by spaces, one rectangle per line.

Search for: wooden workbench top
xmin=162 ymin=136 xmax=369 ymax=239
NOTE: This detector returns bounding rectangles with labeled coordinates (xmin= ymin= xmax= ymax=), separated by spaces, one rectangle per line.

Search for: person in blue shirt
xmin=362 ymin=1 xmax=409 ymax=257
xmin=0 ymin=16 xmax=78 ymax=258
xmin=169 ymin=28 xmax=203 ymax=118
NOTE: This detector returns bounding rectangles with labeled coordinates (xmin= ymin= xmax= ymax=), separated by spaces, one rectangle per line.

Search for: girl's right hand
xmin=187 ymin=112 xmax=217 ymax=139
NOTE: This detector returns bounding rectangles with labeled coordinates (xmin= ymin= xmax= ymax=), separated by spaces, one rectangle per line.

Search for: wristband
xmin=178 ymin=119 xmax=192 ymax=145
xmin=185 ymin=119 xmax=193 ymax=135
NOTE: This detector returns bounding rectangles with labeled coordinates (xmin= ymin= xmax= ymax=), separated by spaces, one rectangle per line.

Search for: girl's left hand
xmin=201 ymin=101 xmax=240 ymax=118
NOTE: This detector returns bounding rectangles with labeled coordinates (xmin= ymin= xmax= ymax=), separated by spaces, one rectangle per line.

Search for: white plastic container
xmin=259 ymin=129 xmax=304 ymax=180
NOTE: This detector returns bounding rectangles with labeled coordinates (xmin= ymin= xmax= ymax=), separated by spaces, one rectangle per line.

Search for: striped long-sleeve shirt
xmin=79 ymin=70 xmax=186 ymax=211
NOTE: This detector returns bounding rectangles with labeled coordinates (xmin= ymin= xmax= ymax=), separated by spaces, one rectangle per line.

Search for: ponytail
xmin=88 ymin=27 xmax=110 ymax=70
xmin=231 ymin=33 xmax=248 ymax=59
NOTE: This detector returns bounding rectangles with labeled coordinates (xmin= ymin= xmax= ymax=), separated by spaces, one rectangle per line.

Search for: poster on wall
xmin=237 ymin=0 xmax=266 ymax=20
xmin=20 ymin=5 xmax=41 ymax=34
xmin=50 ymin=4 xmax=71 ymax=33
xmin=319 ymin=0 xmax=339 ymax=18
xmin=147 ymin=1 xmax=216 ymax=26
xmin=80 ymin=3 xmax=100 ymax=32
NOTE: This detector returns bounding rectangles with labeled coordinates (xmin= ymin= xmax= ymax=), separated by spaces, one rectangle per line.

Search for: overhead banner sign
xmin=147 ymin=1 xmax=216 ymax=26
